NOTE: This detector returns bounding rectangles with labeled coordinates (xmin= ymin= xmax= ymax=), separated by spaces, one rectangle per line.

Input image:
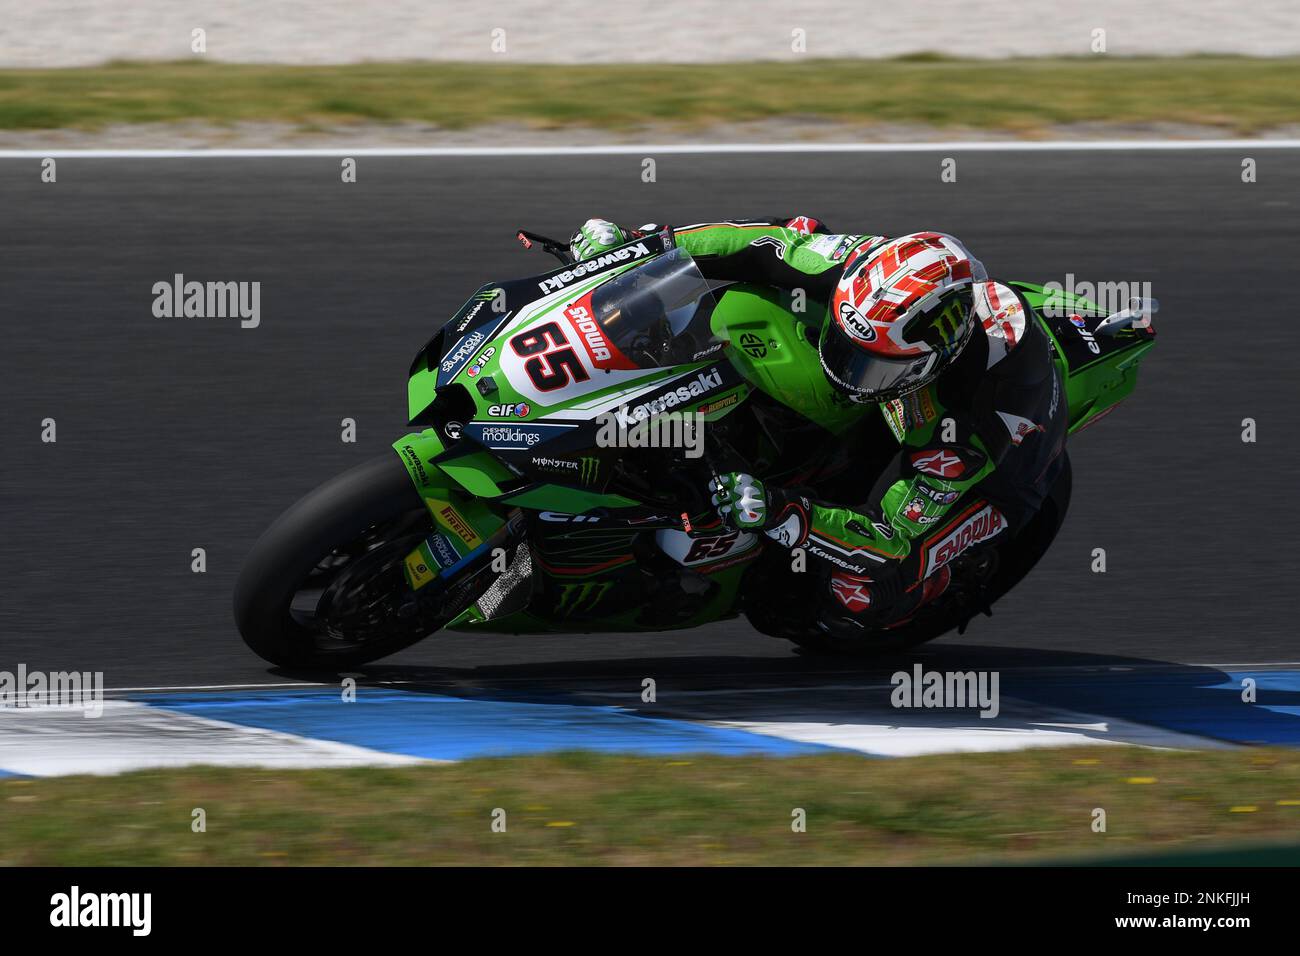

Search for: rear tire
xmin=234 ymin=453 xmax=484 ymax=669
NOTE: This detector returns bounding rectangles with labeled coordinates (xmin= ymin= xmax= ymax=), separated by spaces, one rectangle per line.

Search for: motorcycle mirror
xmin=1095 ymin=297 xmax=1159 ymax=336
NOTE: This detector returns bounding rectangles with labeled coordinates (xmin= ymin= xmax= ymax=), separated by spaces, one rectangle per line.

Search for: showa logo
xmin=890 ymin=663 xmax=1000 ymax=718
xmin=1040 ymin=273 xmax=1153 ymax=319
xmin=0 ymin=664 xmax=104 ymax=717
xmin=152 ymin=273 xmax=260 ymax=328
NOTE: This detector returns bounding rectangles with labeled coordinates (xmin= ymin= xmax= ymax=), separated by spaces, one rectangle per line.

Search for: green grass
xmin=3 ymin=746 xmax=1300 ymax=865
xmin=0 ymin=57 xmax=1297 ymax=134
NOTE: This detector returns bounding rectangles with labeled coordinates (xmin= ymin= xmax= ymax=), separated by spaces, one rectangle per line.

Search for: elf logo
xmin=1068 ymin=314 xmax=1101 ymax=354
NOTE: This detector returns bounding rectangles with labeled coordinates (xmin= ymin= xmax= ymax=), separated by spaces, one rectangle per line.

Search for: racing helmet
xmin=820 ymin=232 xmax=986 ymax=403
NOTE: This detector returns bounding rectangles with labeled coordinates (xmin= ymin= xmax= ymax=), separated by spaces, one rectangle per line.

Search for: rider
xmin=568 ymin=217 xmax=1067 ymax=639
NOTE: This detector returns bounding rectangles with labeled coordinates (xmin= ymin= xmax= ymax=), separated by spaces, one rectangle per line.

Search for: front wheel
xmin=234 ymin=453 xmax=488 ymax=669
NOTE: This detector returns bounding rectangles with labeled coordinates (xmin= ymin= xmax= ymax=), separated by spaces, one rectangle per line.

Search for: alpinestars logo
xmin=537 ymin=242 xmax=652 ymax=293
xmin=830 ymin=574 xmax=873 ymax=612
xmin=911 ymin=449 xmax=966 ymax=479
xmin=614 ymin=368 xmax=723 ymax=426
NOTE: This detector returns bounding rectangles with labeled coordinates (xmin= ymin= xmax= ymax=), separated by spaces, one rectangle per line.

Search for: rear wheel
xmin=789 ymin=454 xmax=1073 ymax=656
xmin=234 ymin=453 xmax=491 ymax=669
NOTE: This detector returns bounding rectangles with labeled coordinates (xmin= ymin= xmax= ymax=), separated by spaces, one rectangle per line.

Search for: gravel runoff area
xmin=3 ymin=0 xmax=1300 ymax=67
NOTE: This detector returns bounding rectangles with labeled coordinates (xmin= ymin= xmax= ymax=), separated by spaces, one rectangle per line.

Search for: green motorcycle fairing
xmin=391 ymin=237 xmax=1155 ymax=633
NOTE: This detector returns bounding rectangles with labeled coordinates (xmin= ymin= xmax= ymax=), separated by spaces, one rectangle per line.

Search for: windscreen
xmin=588 ymin=247 xmax=721 ymax=369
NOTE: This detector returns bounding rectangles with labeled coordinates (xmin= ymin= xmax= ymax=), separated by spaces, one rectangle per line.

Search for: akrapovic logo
xmin=441 ymin=331 xmax=485 ymax=373
xmin=538 ymin=242 xmax=651 ymax=293
xmin=614 ymin=368 xmax=723 ymax=427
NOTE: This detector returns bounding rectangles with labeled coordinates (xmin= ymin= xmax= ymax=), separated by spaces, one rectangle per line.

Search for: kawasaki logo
xmin=538 ymin=242 xmax=652 ymax=293
xmin=615 ymin=368 xmax=723 ymax=427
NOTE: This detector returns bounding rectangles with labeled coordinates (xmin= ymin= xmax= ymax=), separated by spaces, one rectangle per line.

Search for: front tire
xmin=234 ymin=453 xmax=485 ymax=669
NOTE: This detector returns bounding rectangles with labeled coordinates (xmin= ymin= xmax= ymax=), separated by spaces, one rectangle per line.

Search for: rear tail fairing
xmin=1012 ymin=282 xmax=1157 ymax=434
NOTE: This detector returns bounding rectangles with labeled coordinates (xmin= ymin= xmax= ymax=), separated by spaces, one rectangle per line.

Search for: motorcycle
xmin=234 ymin=229 xmax=1157 ymax=667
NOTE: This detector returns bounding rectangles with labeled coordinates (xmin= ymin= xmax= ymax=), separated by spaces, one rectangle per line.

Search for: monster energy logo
xmin=914 ymin=299 xmax=969 ymax=354
xmin=530 ymin=455 xmax=600 ymax=484
xmin=553 ymin=580 xmax=614 ymax=616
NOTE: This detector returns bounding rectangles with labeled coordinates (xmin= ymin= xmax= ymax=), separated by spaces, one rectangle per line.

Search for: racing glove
xmin=709 ymin=472 xmax=769 ymax=530
xmin=569 ymin=219 xmax=660 ymax=261
xmin=569 ymin=219 xmax=630 ymax=261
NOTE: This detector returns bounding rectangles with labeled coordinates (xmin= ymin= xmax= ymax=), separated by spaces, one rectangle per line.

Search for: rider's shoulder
xmin=972 ymin=279 xmax=1035 ymax=369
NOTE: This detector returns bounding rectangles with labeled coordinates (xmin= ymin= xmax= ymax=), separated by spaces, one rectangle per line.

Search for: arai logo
xmin=838 ymin=301 xmax=876 ymax=342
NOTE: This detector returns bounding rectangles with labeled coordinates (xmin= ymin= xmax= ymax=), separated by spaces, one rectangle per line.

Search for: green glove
xmin=569 ymin=218 xmax=630 ymax=261
xmin=709 ymin=472 xmax=768 ymax=530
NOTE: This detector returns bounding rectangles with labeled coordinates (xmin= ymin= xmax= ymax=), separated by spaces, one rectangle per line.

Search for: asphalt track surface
xmin=2 ymin=148 xmax=1297 ymax=691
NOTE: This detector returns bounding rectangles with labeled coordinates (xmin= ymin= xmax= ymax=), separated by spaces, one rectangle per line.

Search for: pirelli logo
xmin=427 ymin=497 xmax=483 ymax=550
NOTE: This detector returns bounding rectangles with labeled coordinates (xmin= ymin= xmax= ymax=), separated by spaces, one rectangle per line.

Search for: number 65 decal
xmin=510 ymin=321 xmax=590 ymax=392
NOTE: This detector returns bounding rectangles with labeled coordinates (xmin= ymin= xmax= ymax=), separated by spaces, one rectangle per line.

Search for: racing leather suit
xmin=592 ymin=217 xmax=1068 ymax=633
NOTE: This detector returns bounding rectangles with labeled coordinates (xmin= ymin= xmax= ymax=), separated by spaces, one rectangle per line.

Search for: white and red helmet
xmin=821 ymin=232 xmax=986 ymax=402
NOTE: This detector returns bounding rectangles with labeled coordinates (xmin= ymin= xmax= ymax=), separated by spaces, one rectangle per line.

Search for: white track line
xmin=100 ymin=661 xmax=1300 ymax=695
xmin=2 ymin=140 xmax=1299 ymax=159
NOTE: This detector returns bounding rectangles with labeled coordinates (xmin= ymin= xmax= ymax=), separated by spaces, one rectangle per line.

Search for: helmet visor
xmin=819 ymin=318 xmax=936 ymax=400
